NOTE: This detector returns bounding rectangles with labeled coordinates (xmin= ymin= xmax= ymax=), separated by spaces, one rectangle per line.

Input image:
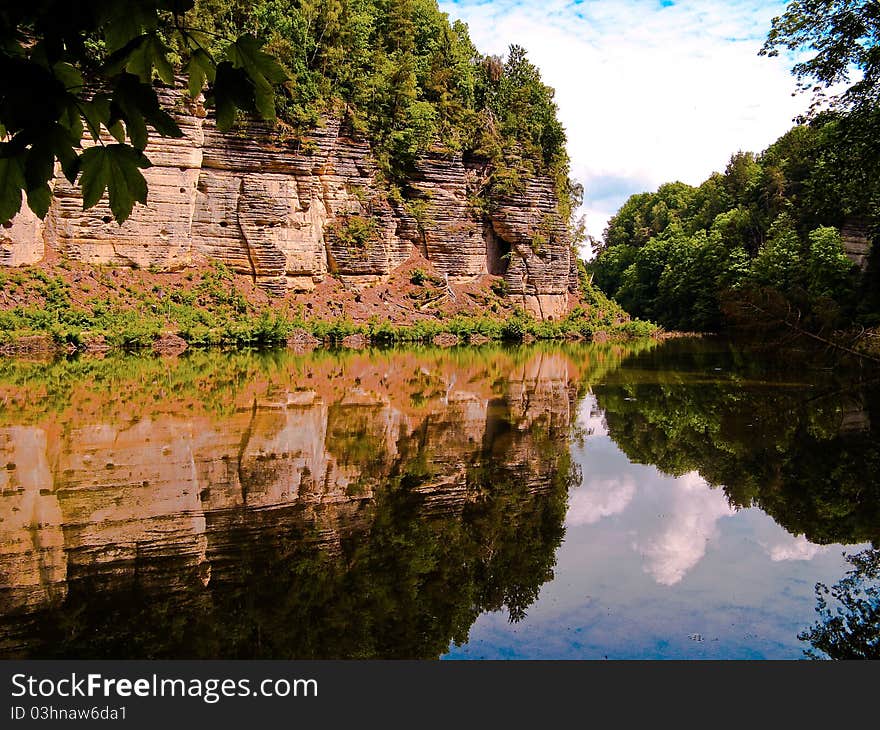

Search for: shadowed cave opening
xmin=486 ymin=227 xmax=511 ymax=276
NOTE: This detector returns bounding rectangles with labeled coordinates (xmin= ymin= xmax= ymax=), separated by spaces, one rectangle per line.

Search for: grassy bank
xmin=0 ymin=260 xmax=659 ymax=355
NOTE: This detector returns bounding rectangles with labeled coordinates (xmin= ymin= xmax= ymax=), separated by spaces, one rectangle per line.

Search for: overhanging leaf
xmin=212 ymin=62 xmax=253 ymax=131
xmin=107 ymin=119 xmax=127 ymax=144
xmin=53 ymin=62 xmax=84 ymax=93
xmin=225 ymin=34 xmax=288 ymax=121
xmin=123 ymin=34 xmax=175 ymax=85
xmin=112 ymin=74 xmax=182 ymax=150
xmin=26 ymin=183 xmax=52 ymax=219
xmin=79 ymin=144 xmax=152 ymax=223
xmin=81 ymin=95 xmax=112 ymax=141
xmin=0 ymin=153 xmax=26 ymax=223
xmin=59 ymin=100 xmax=84 ymax=143
xmin=185 ymin=48 xmax=216 ymax=98
xmin=214 ymin=95 xmax=237 ymax=132
xmin=102 ymin=7 xmax=159 ymax=53
xmin=226 ymin=34 xmax=288 ymax=84
xmin=24 ymin=139 xmax=55 ymax=192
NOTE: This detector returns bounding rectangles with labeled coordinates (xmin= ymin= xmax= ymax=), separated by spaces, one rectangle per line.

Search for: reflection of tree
xmin=799 ymin=548 xmax=880 ymax=660
xmin=6 ymin=381 xmax=575 ymax=659
xmin=594 ymin=339 xmax=880 ymax=546
xmin=27 ymin=451 xmax=570 ymax=659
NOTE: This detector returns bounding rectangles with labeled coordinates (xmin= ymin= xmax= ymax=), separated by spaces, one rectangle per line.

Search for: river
xmin=0 ymin=338 xmax=876 ymax=659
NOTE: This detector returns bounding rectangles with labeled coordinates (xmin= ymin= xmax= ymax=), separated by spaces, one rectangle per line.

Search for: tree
xmin=749 ymin=214 xmax=806 ymax=294
xmin=0 ymin=1 xmax=286 ymax=225
xmin=806 ymin=225 xmax=856 ymax=299
xmin=761 ymin=0 xmax=880 ymax=114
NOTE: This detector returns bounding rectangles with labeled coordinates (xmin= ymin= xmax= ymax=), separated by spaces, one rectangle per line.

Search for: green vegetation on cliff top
xmin=0 ymin=0 xmax=578 ymax=227
xmin=199 ymin=0 xmax=573 ymax=202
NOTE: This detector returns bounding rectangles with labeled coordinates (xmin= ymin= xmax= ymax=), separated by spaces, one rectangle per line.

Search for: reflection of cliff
xmin=594 ymin=339 xmax=880 ymax=546
xmin=0 ymin=346 xmax=594 ymax=658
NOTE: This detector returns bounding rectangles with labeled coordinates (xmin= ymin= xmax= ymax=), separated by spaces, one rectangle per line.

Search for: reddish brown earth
xmin=0 ymin=246 xmax=586 ymax=326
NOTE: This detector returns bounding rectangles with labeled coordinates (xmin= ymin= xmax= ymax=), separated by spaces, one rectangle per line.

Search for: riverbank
xmin=0 ymin=257 xmax=660 ymax=357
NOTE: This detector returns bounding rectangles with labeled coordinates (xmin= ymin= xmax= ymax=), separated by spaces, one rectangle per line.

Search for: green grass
xmin=0 ymin=261 xmax=660 ymax=353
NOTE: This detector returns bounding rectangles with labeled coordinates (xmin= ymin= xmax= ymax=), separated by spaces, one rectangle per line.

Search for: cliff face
xmin=841 ymin=217 xmax=874 ymax=271
xmin=0 ymin=91 xmax=575 ymax=319
xmin=0 ymin=348 xmax=580 ymax=657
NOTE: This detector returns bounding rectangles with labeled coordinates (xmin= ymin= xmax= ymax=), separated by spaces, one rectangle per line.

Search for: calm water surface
xmin=0 ymin=339 xmax=876 ymax=659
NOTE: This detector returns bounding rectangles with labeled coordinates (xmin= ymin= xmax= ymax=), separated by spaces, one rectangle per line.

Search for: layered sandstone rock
xmin=0 ymin=198 xmax=45 ymax=267
xmin=490 ymin=177 xmax=574 ymax=320
xmin=1 ymin=88 xmax=573 ymax=318
xmin=841 ymin=217 xmax=875 ymax=271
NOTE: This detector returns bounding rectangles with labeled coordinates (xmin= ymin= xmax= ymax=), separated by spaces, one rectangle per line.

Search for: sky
xmin=437 ymin=0 xmax=804 ymax=251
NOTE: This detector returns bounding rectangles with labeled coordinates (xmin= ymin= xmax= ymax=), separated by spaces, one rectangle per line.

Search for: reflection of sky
xmin=444 ymin=395 xmax=861 ymax=659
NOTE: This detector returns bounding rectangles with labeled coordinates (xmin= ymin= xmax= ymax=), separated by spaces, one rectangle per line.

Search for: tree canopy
xmin=189 ymin=1 xmax=572 ymax=212
xmin=591 ymin=107 xmax=880 ymax=333
xmin=0 ymin=0 xmax=573 ymax=227
xmin=0 ymin=1 xmax=289 ymax=224
xmin=761 ymin=0 xmax=880 ymax=115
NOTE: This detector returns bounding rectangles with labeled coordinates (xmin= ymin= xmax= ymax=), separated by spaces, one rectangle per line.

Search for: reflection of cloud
xmin=566 ymin=476 xmax=635 ymax=527
xmin=636 ymin=472 xmax=735 ymax=586
xmin=765 ymin=534 xmax=830 ymax=562
xmin=577 ymin=393 xmax=607 ymax=438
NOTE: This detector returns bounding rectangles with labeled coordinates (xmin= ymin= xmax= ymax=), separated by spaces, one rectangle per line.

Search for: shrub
xmin=333 ymin=215 xmax=377 ymax=250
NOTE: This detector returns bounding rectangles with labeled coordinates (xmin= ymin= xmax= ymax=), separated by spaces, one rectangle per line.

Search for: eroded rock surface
xmin=2 ymin=90 xmax=573 ymax=318
xmin=841 ymin=218 xmax=875 ymax=271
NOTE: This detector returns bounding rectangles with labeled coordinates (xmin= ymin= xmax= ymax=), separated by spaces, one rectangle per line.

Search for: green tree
xmin=591 ymin=113 xmax=876 ymax=334
xmin=600 ymin=182 xmax=697 ymax=252
xmin=806 ymin=225 xmax=856 ymax=299
xmin=749 ymin=214 xmax=806 ymax=294
xmin=656 ymin=229 xmax=747 ymax=331
xmin=615 ymin=235 xmax=675 ymax=321
xmin=723 ymin=151 xmax=762 ymax=207
xmin=0 ymin=1 xmax=287 ymax=224
xmin=761 ymin=0 xmax=880 ymax=113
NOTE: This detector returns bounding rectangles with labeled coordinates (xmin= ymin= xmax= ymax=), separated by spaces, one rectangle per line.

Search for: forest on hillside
xmin=188 ymin=0 xmax=574 ymax=206
xmin=591 ymin=1 xmax=880 ymax=344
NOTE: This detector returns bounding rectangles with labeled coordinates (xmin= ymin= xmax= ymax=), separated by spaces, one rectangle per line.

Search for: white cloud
xmin=566 ymin=475 xmax=636 ymax=526
xmin=577 ymin=392 xmax=608 ymax=437
xmin=764 ymin=533 xmax=831 ymax=562
xmin=634 ymin=471 xmax=735 ymax=585
xmin=439 ymin=0 xmax=802 ymax=249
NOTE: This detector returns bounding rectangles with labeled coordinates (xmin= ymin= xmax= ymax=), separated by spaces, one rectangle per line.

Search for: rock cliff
xmin=0 ymin=89 xmax=576 ymax=319
xmin=841 ymin=217 xmax=874 ymax=271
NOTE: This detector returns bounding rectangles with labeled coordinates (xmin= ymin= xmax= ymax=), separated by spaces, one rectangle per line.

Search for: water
xmin=0 ymin=339 xmax=876 ymax=659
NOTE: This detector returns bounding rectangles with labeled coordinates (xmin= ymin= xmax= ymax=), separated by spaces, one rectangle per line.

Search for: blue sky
xmin=438 ymin=0 xmax=802 ymax=249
